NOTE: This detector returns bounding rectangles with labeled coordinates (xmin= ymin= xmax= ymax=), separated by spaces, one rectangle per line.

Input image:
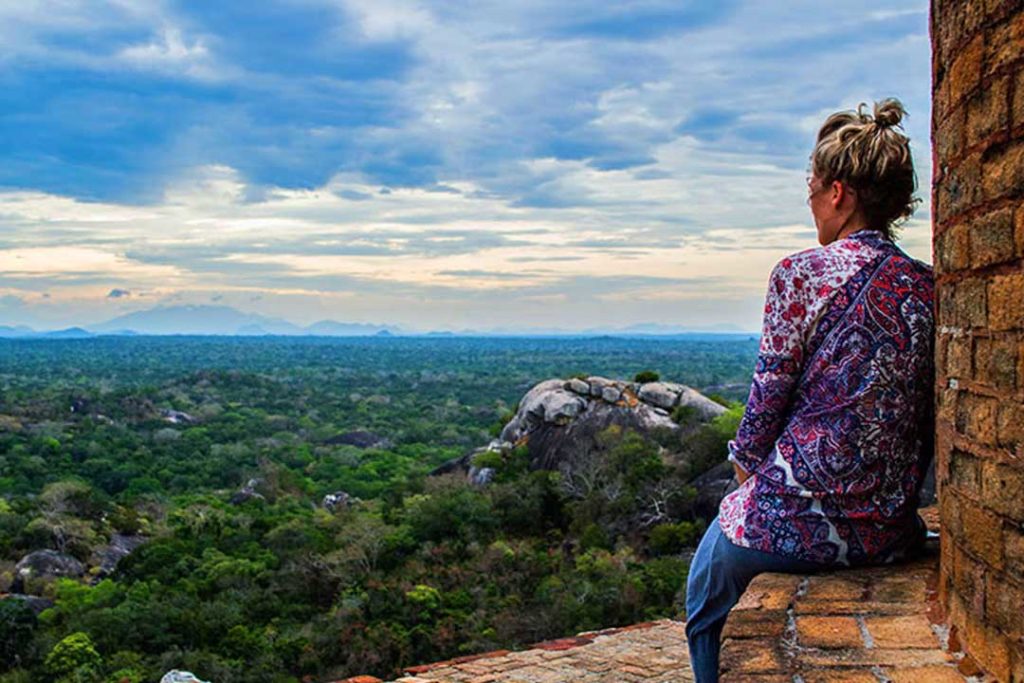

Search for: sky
xmin=0 ymin=0 xmax=933 ymax=333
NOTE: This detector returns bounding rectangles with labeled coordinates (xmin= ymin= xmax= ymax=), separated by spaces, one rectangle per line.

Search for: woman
xmin=684 ymin=98 xmax=935 ymax=683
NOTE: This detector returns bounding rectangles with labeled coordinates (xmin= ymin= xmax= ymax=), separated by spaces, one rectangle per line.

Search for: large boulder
xmin=160 ymin=671 xmax=211 ymax=683
xmin=13 ymin=550 xmax=85 ymax=593
xmin=437 ymin=376 xmax=726 ymax=477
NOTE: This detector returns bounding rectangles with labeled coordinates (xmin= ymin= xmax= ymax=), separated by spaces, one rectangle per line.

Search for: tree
xmin=0 ymin=600 xmax=37 ymax=671
xmin=44 ymin=632 xmax=102 ymax=683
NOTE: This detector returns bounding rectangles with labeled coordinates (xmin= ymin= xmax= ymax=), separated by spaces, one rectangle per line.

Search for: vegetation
xmin=0 ymin=335 xmax=756 ymax=682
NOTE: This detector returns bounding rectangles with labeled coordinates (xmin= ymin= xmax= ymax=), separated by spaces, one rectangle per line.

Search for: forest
xmin=0 ymin=335 xmax=757 ymax=682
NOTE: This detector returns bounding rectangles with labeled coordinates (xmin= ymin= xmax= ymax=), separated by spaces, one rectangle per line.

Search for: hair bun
xmin=872 ymin=98 xmax=905 ymax=130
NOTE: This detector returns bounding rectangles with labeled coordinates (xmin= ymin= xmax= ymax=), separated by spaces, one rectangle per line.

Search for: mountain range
xmin=0 ymin=304 xmax=753 ymax=338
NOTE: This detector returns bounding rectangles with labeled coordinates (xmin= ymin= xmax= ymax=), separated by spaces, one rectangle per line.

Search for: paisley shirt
xmin=719 ymin=229 xmax=935 ymax=566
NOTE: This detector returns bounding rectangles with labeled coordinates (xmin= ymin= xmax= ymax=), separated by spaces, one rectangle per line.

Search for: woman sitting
xmin=684 ymin=98 xmax=935 ymax=683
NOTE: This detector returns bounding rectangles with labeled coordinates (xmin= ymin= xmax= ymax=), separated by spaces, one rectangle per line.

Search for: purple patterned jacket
xmin=719 ymin=229 xmax=935 ymax=566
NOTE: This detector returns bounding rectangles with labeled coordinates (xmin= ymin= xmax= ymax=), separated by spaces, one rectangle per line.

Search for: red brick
xmin=996 ymin=400 xmax=1024 ymax=451
xmin=865 ymin=615 xmax=939 ymax=649
xmin=986 ymin=337 xmax=1017 ymax=389
xmin=800 ymin=671 xmax=878 ymax=683
xmin=988 ymin=272 xmax=1024 ymax=331
xmin=952 ymin=541 xmax=987 ymax=616
xmin=1016 ymin=206 xmax=1024 ymax=257
xmin=719 ymin=638 xmax=787 ymax=674
xmin=985 ymin=12 xmax=1024 ymax=76
xmin=938 ymin=152 xmax=983 ymax=220
xmin=948 ymin=34 xmax=985 ymax=106
xmin=961 ymin=502 xmax=1005 ymax=570
xmin=982 ymin=460 xmax=1024 ymax=522
xmin=949 ymin=449 xmax=982 ymax=498
xmin=796 ymin=616 xmax=864 ymax=649
xmin=1007 ymin=520 xmax=1024 ymax=584
xmin=985 ymin=572 xmax=1024 ymax=639
xmin=1015 ymin=68 xmax=1024 ymax=130
xmin=964 ymin=612 xmax=1013 ymax=682
xmin=966 ymin=76 xmax=1008 ymax=148
xmin=936 ymin=221 xmax=970 ymax=272
xmin=983 ymin=140 xmax=1024 ymax=200
xmin=936 ymin=105 xmax=967 ymax=165
xmin=955 ymin=393 xmax=998 ymax=445
xmin=969 ymin=207 xmax=1016 ymax=267
xmin=887 ymin=665 xmax=967 ymax=682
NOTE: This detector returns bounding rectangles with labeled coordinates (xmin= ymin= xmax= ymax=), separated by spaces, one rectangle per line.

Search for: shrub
xmin=634 ymin=370 xmax=660 ymax=384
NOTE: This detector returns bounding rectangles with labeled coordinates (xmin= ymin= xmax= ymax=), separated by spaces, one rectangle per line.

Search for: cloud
xmin=0 ymin=1 xmax=933 ymax=330
xmin=107 ymin=288 xmax=132 ymax=298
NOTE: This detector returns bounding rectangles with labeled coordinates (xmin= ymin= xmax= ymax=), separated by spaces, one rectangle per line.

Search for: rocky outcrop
xmin=435 ymin=376 xmax=726 ymax=479
xmin=1 ymin=593 xmax=54 ymax=615
xmin=13 ymin=550 xmax=85 ymax=593
xmin=160 ymin=671 xmax=211 ymax=683
xmin=230 ymin=478 xmax=266 ymax=505
xmin=322 ymin=491 xmax=358 ymax=511
xmin=90 ymin=534 xmax=147 ymax=578
xmin=161 ymin=409 xmax=197 ymax=425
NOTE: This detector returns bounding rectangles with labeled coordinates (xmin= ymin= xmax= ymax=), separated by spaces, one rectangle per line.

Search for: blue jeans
xmin=684 ymin=516 xmax=824 ymax=683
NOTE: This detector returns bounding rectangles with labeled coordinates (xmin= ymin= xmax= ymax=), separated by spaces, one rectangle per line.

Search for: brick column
xmin=932 ymin=1 xmax=1024 ymax=681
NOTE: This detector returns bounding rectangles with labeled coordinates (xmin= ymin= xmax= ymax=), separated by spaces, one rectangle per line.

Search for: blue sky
xmin=0 ymin=1 xmax=933 ymax=332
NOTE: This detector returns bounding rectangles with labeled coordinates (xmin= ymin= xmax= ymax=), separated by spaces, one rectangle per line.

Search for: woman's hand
xmin=733 ymin=462 xmax=750 ymax=485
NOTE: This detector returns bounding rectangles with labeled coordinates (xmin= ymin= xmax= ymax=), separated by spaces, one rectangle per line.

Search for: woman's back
xmin=719 ymin=229 xmax=934 ymax=566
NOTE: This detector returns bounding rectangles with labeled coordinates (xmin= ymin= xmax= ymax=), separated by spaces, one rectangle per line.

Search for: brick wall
xmin=932 ymin=1 xmax=1024 ymax=681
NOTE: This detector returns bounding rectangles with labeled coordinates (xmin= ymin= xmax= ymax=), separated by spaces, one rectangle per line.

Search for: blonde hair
xmin=810 ymin=98 xmax=919 ymax=240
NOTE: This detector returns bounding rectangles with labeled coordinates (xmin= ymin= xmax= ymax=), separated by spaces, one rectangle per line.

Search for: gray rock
xmin=91 ymin=534 xmax=147 ymax=578
xmin=3 ymin=593 xmax=54 ymax=614
xmin=600 ymin=386 xmax=622 ymax=403
xmin=160 ymin=409 xmax=197 ymax=425
xmin=230 ymin=477 xmax=266 ymax=505
xmin=677 ymin=387 xmax=727 ymax=420
xmin=322 ymin=491 xmax=355 ymax=510
xmin=566 ymin=378 xmax=590 ymax=395
xmin=160 ymin=671 xmax=211 ymax=683
xmin=468 ymin=466 xmax=495 ymax=486
xmin=13 ymin=550 xmax=85 ymax=593
xmin=443 ymin=376 xmax=725 ymax=482
xmin=637 ymin=382 xmax=682 ymax=410
xmin=587 ymin=376 xmax=617 ymax=397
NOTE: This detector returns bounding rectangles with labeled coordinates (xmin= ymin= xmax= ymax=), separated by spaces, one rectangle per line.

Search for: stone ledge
xmin=337 ymin=510 xmax=982 ymax=683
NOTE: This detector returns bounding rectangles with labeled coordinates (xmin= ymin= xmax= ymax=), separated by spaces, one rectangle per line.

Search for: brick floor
xmin=337 ymin=510 xmax=980 ymax=683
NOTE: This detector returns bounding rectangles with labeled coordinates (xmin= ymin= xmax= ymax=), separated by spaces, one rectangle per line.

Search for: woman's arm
xmin=728 ymin=258 xmax=809 ymax=476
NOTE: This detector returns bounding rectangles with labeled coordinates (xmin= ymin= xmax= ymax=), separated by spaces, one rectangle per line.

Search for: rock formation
xmin=90 ymin=533 xmax=147 ymax=578
xmin=13 ymin=549 xmax=85 ymax=593
xmin=435 ymin=376 xmax=726 ymax=478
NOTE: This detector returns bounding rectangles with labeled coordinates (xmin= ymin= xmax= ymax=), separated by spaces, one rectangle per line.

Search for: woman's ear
xmin=831 ymin=180 xmax=851 ymax=210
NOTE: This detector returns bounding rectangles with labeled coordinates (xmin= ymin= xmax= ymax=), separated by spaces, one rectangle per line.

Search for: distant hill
xmin=87 ymin=305 xmax=403 ymax=336
xmin=90 ymin=305 xmax=301 ymax=336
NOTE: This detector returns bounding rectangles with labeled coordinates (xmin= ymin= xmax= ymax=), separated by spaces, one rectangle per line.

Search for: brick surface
xmin=887 ymin=664 xmax=968 ymax=682
xmin=799 ymin=671 xmax=878 ymax=683
xmin=988 ymin=271 xmax=1024 ymax=331
xmin=864 ymin=615 xmax=939 ymax=649
xmin=961 ymin=503 xmax=1005 ymax=570
xmin=969 ymin=206 xmax=1016 ymax=267
xmin=795 ymin=616 xmax=863 ymax=649
xmin=954 ymin=393 xmax=997 ymax=445
xmin=981 ymin=460 xmax=1024 ymax=521
xmin=982 ymin=140 xmax=1024 ymax=201
xmin=966 ymin=75 xmax=1008 ymax=148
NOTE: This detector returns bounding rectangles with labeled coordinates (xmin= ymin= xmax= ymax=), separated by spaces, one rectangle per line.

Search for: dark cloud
xmin=106 ymin=288 xmax=131 ymax=298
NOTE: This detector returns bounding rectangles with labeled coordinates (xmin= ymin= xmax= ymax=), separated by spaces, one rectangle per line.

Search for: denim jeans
xmin=684 ymin=515 xmax=825 ymax=683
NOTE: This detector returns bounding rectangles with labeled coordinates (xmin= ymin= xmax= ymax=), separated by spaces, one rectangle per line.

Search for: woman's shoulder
xmin=769 ymin=235 xmax=879 ymax=291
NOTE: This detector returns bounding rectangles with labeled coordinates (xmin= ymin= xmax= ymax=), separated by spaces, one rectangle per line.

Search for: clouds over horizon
xmin=0 ymin=0 xmax=933 ymax=331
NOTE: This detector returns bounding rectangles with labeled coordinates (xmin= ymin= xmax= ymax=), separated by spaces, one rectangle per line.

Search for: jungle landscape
xmin=0 ymin=334 xmax=758 ymax=683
